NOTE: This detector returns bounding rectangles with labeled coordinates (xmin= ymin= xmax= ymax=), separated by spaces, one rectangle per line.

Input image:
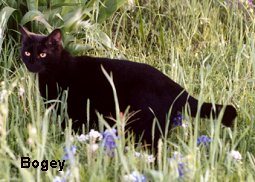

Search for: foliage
xmin=0 ymin=0 xmax=255 ymax=181
xmin=0 ymin=0 xmax=127 ymax=54
xmin=0 ymin=6 xmax=15 ymax=54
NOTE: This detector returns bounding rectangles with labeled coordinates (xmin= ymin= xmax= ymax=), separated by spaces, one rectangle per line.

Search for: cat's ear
xmin=47 ymin=29 xmax=62 ymax=46
xmin=19 ymin=26 xmax=30 ymax=40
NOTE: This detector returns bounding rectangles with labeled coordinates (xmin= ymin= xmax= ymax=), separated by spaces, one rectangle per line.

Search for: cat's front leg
xmin=38 ymin=74 xmax=58 ymax=101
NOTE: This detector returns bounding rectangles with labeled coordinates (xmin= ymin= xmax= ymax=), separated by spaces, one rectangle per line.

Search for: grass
xmin=1 ymin=0 xmax=255 ymax=181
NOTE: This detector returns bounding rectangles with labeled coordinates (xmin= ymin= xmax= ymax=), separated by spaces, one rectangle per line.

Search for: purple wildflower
xmin=63 ymin=145 xmax=77 ymax=160
xmin=197 ymin=135 xmax=211 ymax=146
xmin=124 ymin=171 xmax=147 ymax=182
xmin=178 ymin=162 xmax=185 ymax=177
xmin=173 ymin=113 xmax=183 ymax=127
xmin=168 ymin=152 xmax=185 ymax=177
xmin=102 ymin=129 xmax=118 ymax=156
xmin=248 ymin=0 xmax=254 ymax=6
xmin=53 ymin=176 xmax=65 ymax=182
xmin=53 ymin=176 xmax=66 ymax=182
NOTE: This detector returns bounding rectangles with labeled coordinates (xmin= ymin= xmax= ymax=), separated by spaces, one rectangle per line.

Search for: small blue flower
xmin=53 ymin=176 xmax=65 ymax=182
xmin=63 ymin=145 xmax=77 ymax=160
xmin=197 ymin=135 xmax=211 ymax=146
xmin=124 ymin=171 xmax=147 ymax=182
xmin=168 ymin=152 xmax=185 ymax=178
xmin=178 ymin=162 xmax=185 ymax=177
xmin=173 ymin=113 xmax=183 ymax=127
xmin=134 ymin=174 xmax=146 ymax=182
xmin=102 ymin=129 xmax=118 ymax=156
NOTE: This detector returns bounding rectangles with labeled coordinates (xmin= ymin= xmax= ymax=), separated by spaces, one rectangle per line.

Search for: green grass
xmin=1 ymin=0 xmax=255 ymax=181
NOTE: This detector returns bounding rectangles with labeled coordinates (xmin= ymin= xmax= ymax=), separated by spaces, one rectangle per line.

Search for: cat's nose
xmin=29 ymin=58 xmax=35 ymax=64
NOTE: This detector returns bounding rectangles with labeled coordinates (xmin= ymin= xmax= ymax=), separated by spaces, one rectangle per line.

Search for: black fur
xmin=20 ymin=27 xmax=237 ymax=147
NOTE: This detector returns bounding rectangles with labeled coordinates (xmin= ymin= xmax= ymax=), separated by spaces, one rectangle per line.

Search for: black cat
xmin=20 ymin=27 xmax=237 ymax=148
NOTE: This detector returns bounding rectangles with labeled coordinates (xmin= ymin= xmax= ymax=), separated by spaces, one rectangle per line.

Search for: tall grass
xmin=0 ymin=0 xmax=255 ymax=181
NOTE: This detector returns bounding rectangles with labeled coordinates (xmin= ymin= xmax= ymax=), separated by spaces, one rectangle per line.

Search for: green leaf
xmin=63 ymin=7 xmax=93 ymax=31
xmin=0 ymin=6 xmax=16 ymax=54
xmin=63 ymin=8 xmax=84 ymax=31
xmin=68 ymin=44 xmax=94 ymax=53
xmin=97 ymin=0 xmax=126 ymax=23
xmin=26 ymin=0 xmax=38 ymax=10
xmin=97 ymin=30 xmax=116 ymax=49
xmin=20 ymin=10 xmax=52 ymax=32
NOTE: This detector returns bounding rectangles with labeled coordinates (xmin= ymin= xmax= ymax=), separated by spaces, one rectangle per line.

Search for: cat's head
xmin=20 ymin=26 xmax=63 ymax=73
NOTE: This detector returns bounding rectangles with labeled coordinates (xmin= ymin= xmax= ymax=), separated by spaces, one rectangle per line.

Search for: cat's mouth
xmin=25 ymin=63 xmax=45 ymax=73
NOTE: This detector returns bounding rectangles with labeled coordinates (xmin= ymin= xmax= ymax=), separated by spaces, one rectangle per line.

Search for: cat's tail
xmin=187 ymin=96 xmax=237 ymax=127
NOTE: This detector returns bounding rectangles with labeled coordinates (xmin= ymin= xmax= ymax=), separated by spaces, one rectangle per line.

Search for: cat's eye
xmin=24 ymin=51 xmax=31 ymax=56
xmin=39 ymin=53 xmax=47 ymax=58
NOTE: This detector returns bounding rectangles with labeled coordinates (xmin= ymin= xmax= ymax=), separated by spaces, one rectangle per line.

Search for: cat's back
xmin=73 ymin=55 xmax=167 ymax=79
xmin=70 ymin=55 xmax=184 ymax=93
